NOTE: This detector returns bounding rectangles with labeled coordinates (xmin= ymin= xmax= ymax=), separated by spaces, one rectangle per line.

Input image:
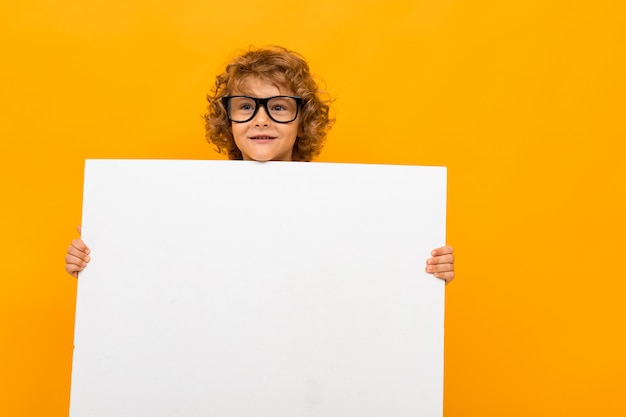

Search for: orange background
xmin=1 ymin=1 xmax=625 ymax=416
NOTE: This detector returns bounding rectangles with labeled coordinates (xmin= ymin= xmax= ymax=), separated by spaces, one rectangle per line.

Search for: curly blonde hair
xmin=204 ymin=46 xmax=334 ymax=161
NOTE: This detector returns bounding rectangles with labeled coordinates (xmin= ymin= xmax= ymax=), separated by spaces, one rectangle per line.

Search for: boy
xmin=65 ymin=46 xmax=455 ymax=282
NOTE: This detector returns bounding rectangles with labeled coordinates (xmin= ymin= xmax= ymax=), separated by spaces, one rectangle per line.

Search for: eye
xmin=269 ymin=98 xmax=292 ymax=112
xmin=232 ymin=97 xmax=256 ymax=113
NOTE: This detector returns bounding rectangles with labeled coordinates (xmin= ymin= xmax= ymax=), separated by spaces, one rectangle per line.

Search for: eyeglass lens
xmin=227 ymin=96 xmax=299 ymax=123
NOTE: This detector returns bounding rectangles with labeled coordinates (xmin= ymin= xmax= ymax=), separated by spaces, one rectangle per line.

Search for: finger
xmin=76 ymin=225 xmax=82 ymax=235
xmin=426 ymin=262 xmax=454 ymax=272
xmin=427 ymin=253 xmax=454 ymax=265
xmin=434 ymin=271 xmax=455 ymax=284
xmin=66 ymin=243 xmax=91 ymax=266
xmin=69 ymin=239 xmax=90 ymax=255
xmin=65 ymin=259 xmax=85 ymax=277
xmin=65 ymin=263 xmax=82 ymax=276
xmin=65 ymin=253 xmax=89 ymax=268
xmin=67 ymin=246 xmax=90 ymax=262
xmin=431 ymin=245 xmax=453 ymax=256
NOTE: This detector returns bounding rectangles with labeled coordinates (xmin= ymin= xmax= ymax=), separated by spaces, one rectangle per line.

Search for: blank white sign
xmin=70 ymin=160 xmax=447 ymax=417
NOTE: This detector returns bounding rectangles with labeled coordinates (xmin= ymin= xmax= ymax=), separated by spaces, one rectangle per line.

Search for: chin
xmin=241 ymin=152 xmax=276 ymax=162
xmin=243 ymin=149 xmax=293 ymax=162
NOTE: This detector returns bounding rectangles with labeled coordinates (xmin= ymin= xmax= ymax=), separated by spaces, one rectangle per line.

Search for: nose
xmin=252 ymin=105 xmax=270 ymax=126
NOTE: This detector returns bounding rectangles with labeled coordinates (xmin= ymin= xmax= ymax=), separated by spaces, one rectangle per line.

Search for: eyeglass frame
xmin=221 ymin=95 xmax=304 ymax=124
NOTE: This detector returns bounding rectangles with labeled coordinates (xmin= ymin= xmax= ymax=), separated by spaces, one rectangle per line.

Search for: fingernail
xmin=427 ymin=259 xmax=433 ymax=265
xmin=85 ymin=256 xmax=90 ymax=262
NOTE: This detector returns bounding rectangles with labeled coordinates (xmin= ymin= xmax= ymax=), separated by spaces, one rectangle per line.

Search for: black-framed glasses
xmin=221 ymin=95 xmax=303 ymax=123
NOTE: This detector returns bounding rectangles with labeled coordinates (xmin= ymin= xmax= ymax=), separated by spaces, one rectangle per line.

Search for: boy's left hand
xmin=426 ymin=245 xmax=455 ymax=284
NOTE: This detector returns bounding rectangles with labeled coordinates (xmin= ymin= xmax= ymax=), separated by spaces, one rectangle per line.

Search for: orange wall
xmin=1 ymin=1 xmax=625 ymax=416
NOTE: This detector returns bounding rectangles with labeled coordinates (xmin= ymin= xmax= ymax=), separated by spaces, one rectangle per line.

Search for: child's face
xmin=230 ymin=77 xmax=300 ymax=162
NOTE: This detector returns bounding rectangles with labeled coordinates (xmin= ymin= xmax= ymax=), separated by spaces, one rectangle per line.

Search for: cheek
xmin=292 ymin=121 xmax=303 ymax=138
xmin=283 ymin=126 xmax=299 ymax=143
xmin=231 ymin=124 xmax=244 ymax=143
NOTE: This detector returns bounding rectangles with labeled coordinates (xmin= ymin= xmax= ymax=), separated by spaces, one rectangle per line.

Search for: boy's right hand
xmin=65 ymin=234 xmax=90 ymax=278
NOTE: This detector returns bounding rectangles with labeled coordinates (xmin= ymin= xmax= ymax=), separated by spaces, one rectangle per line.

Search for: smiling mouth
xmin=249 ymin=135 xmax=277 ymax=141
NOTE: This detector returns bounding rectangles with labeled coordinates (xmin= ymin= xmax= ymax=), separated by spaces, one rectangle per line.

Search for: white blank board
xmin=70 ymin=160 xmax=447 ymax=417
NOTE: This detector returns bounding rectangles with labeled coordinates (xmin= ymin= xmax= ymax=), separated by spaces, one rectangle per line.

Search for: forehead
xmin=232 ymin=76 xmax=293 ymax=97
